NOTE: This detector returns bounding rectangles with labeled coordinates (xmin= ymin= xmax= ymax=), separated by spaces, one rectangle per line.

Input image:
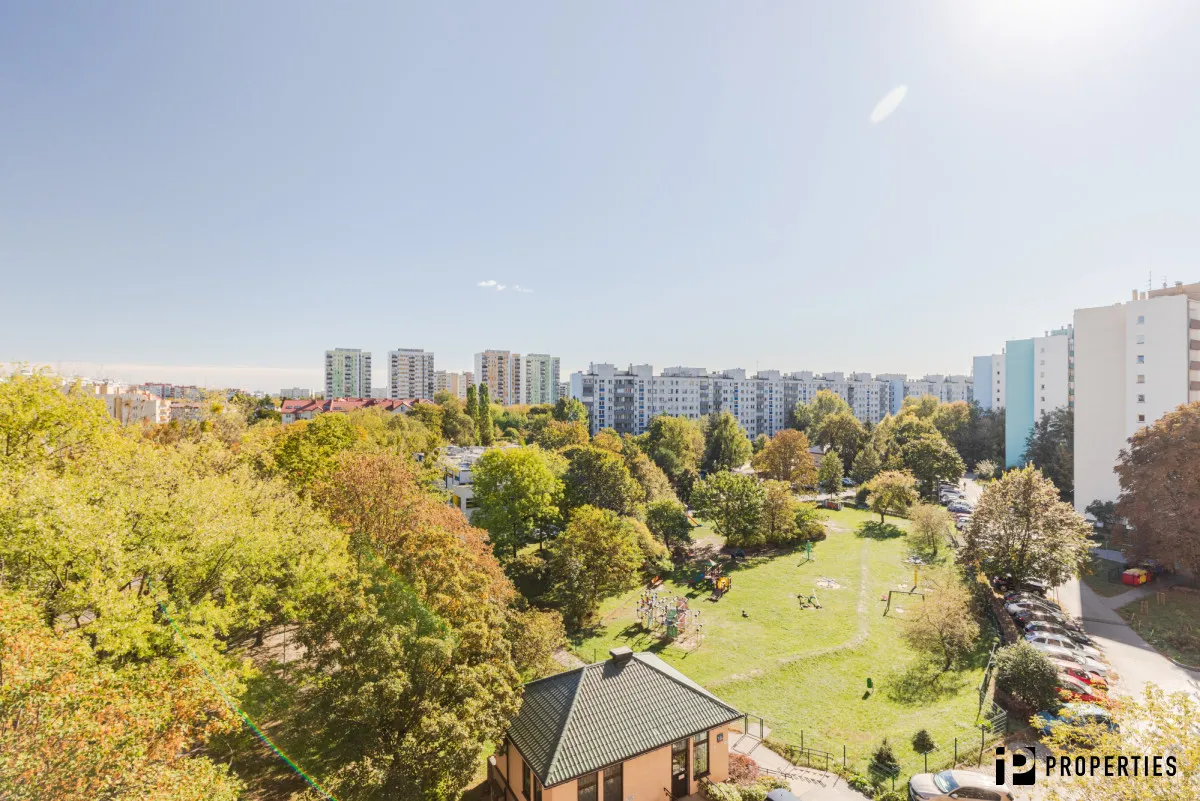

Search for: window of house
xmin=1137 ymin=355 xmax=1145 ymax=363
xmin=1137 ymin=375 xmax=1145 ymax=384
xmin=1138 ymin=414 xmax=1146 ymax=423
xmin=534 ymin=778 xmax=543 ymax=801
xmin=1137 ymin=335 xmax=1145 ymax=344
xmin=1138 ymin=394 xmax=1145 ymax=403
xmin=602 ymin=764 xmax=622 ymax=801
xmin=693 ymin=732 xmax=710 ymax=778
xmin=578 ymin=771 xmax=598 ymax=801
xmin=523 ymin=762 xmax=531 ymax=799
xmin=1137 ymin=315 xmax=1145 ymax=323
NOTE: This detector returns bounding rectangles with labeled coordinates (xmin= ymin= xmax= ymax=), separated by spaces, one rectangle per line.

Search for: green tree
xmin=901 ymin=572 xmax=979 ymax=671
xmin=960 ymin=465 xmax=1092 ymax=587
xmin=1023 ymin=407 xmax=1074 ymax=503
xmin=645 ymin=498 xmax=693 ymax=549
xmin=625 ymin=448 xmax=678 ymax=504
xmin=794 ymin=503 xmax=826 ymax=542
xmin=817 ymin=450 xmax=844 ymax=498
xmin=994 ymin=641 xmax=1060 ymax=712
xmin=752 ymin=433 xmax=769 ymax=454
xmin=561 ymin=445 xmax=642 ymax=517
xmin=850 ymin=443 xmax=883 ymax=485
xmin=591 ymin=427 xmax=624 ymax=453
xmin=690 ymin=471 xmax=766 ymax=547
xmin=812 ymin=411 xmax=864 ymax=472
xmin=864 ymin=470 xmax=918 ymax=523
xmin=437 ymin=394 xmax=478 ymax=445
xmin=548 ymin=505 xmax=643 ymax=629
xmin=973 ymin=459 xmax=998 ymax=480
xmin=477 ymin=384 xmax=494 ymax=445
xmin=791 ymin=390 xmax=852 ymax=434
xmin=702 ymin=411 xmax=753 ymax=474
xmin=644 ymin=415 xmax=704 ymax=495
xmin=532 ymin=418 xmax=589 ymax=451
xmin=908 ymin=502 xmax=955 ymax=559
xmin=506 ymin=607 xmax=566 ymax=682
xmin=470 ymin=446 xmax=565 ymax=559
xmin=761 ymin=480 xmax=800 ymax=544
xmin=270 ymin=412 xmax=361 ymax=492
xmin=931 ymin=400 xmax=970 ymax=445
xmin=466 ymin=384 xmax=479 ymax=422
xmin=1085 ymin=499 xmax=1118 ymax=531
xmin=552 ymin=396 xmax=588 ymax=424
xmin=752 ymin=428 xmax=818 ymax=488
xmin=0 ymin=372 xmax=120 ymax=468
xmin=901 ymin=433 xmax=965 ymax=499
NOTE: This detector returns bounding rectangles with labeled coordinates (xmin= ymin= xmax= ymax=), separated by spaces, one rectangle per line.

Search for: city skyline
xmin=6 ymin=4 xmax=1200 ymax=383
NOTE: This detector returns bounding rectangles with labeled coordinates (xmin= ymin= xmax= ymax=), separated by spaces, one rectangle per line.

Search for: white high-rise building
xmin=523 ymin=354 xmax=561 ymax=405
xmin=474 ymin=350 xmax=522 ymax=405
xmin=325 ymin=348 xmax=371 ymax=399
xmin=971 ymin=353 xmax=1006 ymax=411
xmin=1002 ymin=325 xmax=1074 ymax=468
xmin=435 ymin=370 xmax=472 ymax=400
xmin=1074 ymin=283 xmax=1200 ymax=512
xmin=388 ymin=348 xmax=435 ymax=400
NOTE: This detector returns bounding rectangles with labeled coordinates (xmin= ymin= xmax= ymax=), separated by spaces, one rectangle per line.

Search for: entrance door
xmin=670 ymin=739 xmax=689 ymax=798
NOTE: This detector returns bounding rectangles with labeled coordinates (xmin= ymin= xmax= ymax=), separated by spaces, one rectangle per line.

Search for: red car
xmin=1056 ymin=665 xmax=1108 ymax=691
xmin=1057 ymin=675 xmax=1106 ymax=705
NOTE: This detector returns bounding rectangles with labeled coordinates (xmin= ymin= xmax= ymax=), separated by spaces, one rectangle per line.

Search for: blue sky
xmin=4 ymin=2 xmax=1200 ymax=390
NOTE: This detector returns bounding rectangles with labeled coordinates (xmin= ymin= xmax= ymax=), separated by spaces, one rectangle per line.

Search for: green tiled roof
xmin=508 ymin=652 xmax=742 ymax=787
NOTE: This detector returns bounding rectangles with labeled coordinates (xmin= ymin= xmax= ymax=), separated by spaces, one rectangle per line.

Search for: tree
xmin=645 ymin=498 xmax=693 ymax=549
xmin=552 ymin=396 xmax=588 ymax=424
xmin=761 ymin=480 xmax=800 ymax=544
xmin=908 ymin=502 xmax=954 ymax=559
xmin=850 ymin=444 xmax=882 ymax=485
xmin=791 ymin=390 xmax=852 ymax=434
xmin=1023 ymin=407 xmax=1073 ymax=503
xmin=752 ymin=433 xmax=769 ymax=454
xmin=625 ymin=449 xmax=678 ymax=504
xmin=0 ymin=372 xmax=120 ymax=468
xmin=532 ymin=418 xmax=588 ymax=451
xmin=902 ymin=573 xmax=979 ymax=671
xmin=0 ymin=589 xmax=242 ymax=801
xmin=1039 ymin=685 xmax=1200 ymax=801
xmin=547 ymin=506 xmax=643 ymax=629
xmin=752 ymin=429 xmax=818 ymax=488
xmin=794 ymin=503 xmax=825 ymax=542
xmin=437 ymin=394 xmax=478 ymax=445
xmin=931 ymin=401 xmax=970 ymax=446
xmin=644 ymin=415 xmax=704 ymax=497
xmin=477 ymin=384 xmax=494 ymax=445
xmin=993 ymin=641 xmax=1060 ymax=712
xmin=817 ymin=450 xmax=844 ymax=498
xmin=562 ymin=445 xmax=642 ymax=517
xmin=812 ymin=411 xmax=864 ymax=472
xmin=900 ymin=395 xmax=941 ymax=420
xmin=466 ymin=383 xmax=479 ymax=420
xmin=690 ymin=472 xmax=766 ymax=547
xmin=506 ymin=607 xmax=566 ymax=682
xmin=1115 ymin=403 xmax=1200 ymax=573
xmin=973 ymin=459 xmax=997 ymax=480
xmin=959 ymin=465 xmax=1092 ymax=587
xmin=702 ymin=411 xmax=753 ymax=474
xmin=591 ymin=428 xmax=624 ymax=453
xmin=1085 ymin=499 xmax=1118 ymax=530
xmin=864 ymin=470 xmax=918 ymax=523
xmin=470 ymin=446 xmax=565 ymax=558
xmin=901 ymin=433 xmax=965 ymax=499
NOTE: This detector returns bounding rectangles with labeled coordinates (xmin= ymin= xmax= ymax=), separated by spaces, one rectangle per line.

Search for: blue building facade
xmin=972 ymin=355 xmax=995 ymax=411
xmin=1004 ymin=339 xmax=1035 ymax=468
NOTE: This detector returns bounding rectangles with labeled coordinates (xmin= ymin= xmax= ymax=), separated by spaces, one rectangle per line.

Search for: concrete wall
xmin=1073 ymin=304 xmax=1127 ymax=511
xmin=1032 ymin=333 xmax=1071 ymax=421
xmin=1004 ymin=339 xmax=1035 ymax=467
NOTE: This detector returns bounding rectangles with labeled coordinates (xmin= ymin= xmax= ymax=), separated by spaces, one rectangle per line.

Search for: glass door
xmin=670 ymin=739 xmax=689 ymax=798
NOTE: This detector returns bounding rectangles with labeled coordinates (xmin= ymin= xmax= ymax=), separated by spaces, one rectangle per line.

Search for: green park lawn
xmin=570 ymin=507 xmax=998 ymax=779
xmin=1117 ymin=590 xmax=1200 ymax=668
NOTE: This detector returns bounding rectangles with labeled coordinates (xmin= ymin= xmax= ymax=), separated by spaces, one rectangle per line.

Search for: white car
xmin=1032 ymin=643 xmax=1108 ymax=676
xmin=1024 ymin=620 xmax=1093 ymax=642
xmin=947 ymin=502 xmax=973 ymax=513
xmin=1005 ymin=599 xmax=1061 ymax=615
xmin=1026 ymin=632 xmax=1105 ymax=660
xmin=909 ymin=769 xmax=1014 ymax=801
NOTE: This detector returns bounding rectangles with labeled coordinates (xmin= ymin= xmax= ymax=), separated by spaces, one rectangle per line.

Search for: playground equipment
xmin=797 ymin=592 xmax=822 ymax=610
xmin=882 ymin=588 xmax=925 ymax=616
xmin=713 ymin=575 xmax=732 ymax=599
xmin=637 ymin=589 xmax=703 ymax=640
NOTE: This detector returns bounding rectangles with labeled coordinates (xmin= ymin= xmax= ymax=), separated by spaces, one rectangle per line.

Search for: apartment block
xmin=474 ymin=350 xmax=522 ymax=405
xmin=95 ymin=390 xmax=170 ymax=426
xmin=388 ymin=348 xmax=435 ymax=400
xmin=1074 ymin=283 xmax=1200 ymax=512
xmin=132 ymin=383 xmax=204 ymax=401
xmin=971 ymin=354 xmax=1006 ymax=411
xmin=280 ymin=387 xmax=313 ymax=400
xmin=1004 ymin=325 xmax=1074 ymax=467
xmin=434 ymin=370 xmax=471 ymax=400
xmin=523 ymin=353 xmax=561 ymax=405
xmin=325 ymin=348 xmax=371 ymax=399
xmin=903 ymin=374 xmax=973 ymax=404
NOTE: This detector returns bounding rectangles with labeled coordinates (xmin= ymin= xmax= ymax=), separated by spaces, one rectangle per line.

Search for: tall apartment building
xmin=569 ymin=364 xmax=905 ymax=438
xmin=971 ymin=354 xmax=1006 ymax=411
xmin=875 ymin=374 xmax=908 ymax=415
xmin=902 ymin=375 xmax=974 ymax=404
xmin=1003 ymin=326 xmax=1074 ymax=467
xmin=132 ymin=383 xmax=204 ymax=401
xmin=523 ymin=353 xmax=561 ymax=405
xmin=434 ymin=370 xmax=472 ymax=400
xmin=474 ymin=350 xmax=522 ymax=405
xmin=1074 ymin=283 xmax=1200 ymax=512
xmin=388 ymin=348 xmax=435 ymax=400
xmin=325 ymin=348 xmax=371 ymax=399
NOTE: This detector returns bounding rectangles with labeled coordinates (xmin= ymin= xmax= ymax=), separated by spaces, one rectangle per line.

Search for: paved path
xmin=730 ymin=733 xmax=867 ymax=800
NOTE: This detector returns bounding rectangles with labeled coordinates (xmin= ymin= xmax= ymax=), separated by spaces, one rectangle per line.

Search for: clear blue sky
xmin=5 ymin=2 xmax=1200 ymax=390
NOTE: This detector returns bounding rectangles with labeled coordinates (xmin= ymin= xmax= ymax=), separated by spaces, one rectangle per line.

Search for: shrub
xmin=700 ymin=780 xmax=742 ymax=801
xmin=911 ymin=729 xmax=936 ymax=755
xmin=875 ymin=791 xmax=907 ymax=801
xmin=995 ymin=641 xmax=1060 ymax=712
xmin=846 ymin=773 xmax=874 ymax=793
xmin=871 ymin=739 xmax=900 ymax=774
xmin=728 ymin=753 xmax=759 ymax=785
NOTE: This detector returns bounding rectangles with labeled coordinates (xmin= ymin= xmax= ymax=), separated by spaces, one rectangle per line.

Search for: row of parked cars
xmin=938 ymin=482 xmax=974 ymax=533
xmin=1001 ymin=588 xmax=1119 ymax=737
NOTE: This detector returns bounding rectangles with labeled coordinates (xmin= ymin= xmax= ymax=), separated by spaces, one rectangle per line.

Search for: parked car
xmin=1025 ymin=632 xmax=1105 ymax=660
xmin=1035 ymin=703 xmax=1118 ymax=742
xmin=1012 ymin=607 xmax=1075 ymax=626
xmin=1023 ymin=620 xmax=1094 ymax=644
xmin=947 ymin=502 xmax=974 ymax=514
xmin=1055 ymin=664 xmax=1108 ymax=690
xmin=1005 ymin=598 xmax=1061 ymax=615
xmin=1030 ymin=643 xmax=1108 ymax=677
xmin=1004 ymin=590 xmax=1047 ymax=604
xmin=1057 ymin=675 xmax=1107 ymax=705
xmin=908 ymin=770 xmax=1014 ymax=801
xmin=842 ymin=477 xmax=856 ymax=487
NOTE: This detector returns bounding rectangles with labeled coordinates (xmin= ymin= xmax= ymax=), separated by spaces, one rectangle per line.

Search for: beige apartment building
xmin=474 ymin=350 xmax=523 ymax=405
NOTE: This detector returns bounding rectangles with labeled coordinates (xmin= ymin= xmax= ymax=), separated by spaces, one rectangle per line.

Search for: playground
xmin=570 ymin=506 xmax=996 ymax=778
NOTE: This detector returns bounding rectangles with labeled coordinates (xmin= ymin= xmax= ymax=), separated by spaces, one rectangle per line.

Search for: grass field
xmin=569 ymin=507 xmax=998 ymax=778
xmin=1081 ymin=557 xmax=1131 ymax=598
xmin=1117 ymin=591 xmax=1200 ymax=668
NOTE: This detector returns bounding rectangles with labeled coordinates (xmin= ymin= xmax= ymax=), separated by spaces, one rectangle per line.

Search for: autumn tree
xmin=817 ymin=450 xmax=844 ymax=498
xmin=864 ymin=470 xmax=918 ymax=523
xmin=625 ymin=447 xmax=678 ymax=504
xmin=532 ymin=418 xmax=589 ymax=451
xmin=791 ymin=390 xmax=852 ymax=434
xmin=812 ymin=411 xmax=864 ymax=472
xmin=561 ymin=445 xmax=642 ymax=517
xmin=702 ymin=411 xmax=753 ymax=474
xmin=959 ymin=465 xmax=1092 ymax=587
xmin=470 ymin=446 xmax=565 ymax=558
xmin=902 ymin=573 xmax=980 ymax=671
xmin=761 ymin=480 xmax=800 ymax=544
xmin=506 ymin=607 xmax=567 ymax=681
xmin=752 ymin=428 xmax=818 ymax=488
xmin=547 ymin=505 xmax=644 ymax=629
xmin=973 ymin=459 xmax=997 ymax=480
xmin=1115 ymin=402 xmax=1200 ymax=574
xmin=644 ymin=415 xmax=704 ymax=498
xmin=1023 ymin=407 xmax=1074 ymax=503
xmin=908 ymin=502 xmax=955 ymax=559
xmin=269 ymin=412 xmax=361 ymax=492
xmin=690 ymin=471 xmax=766 ymax=547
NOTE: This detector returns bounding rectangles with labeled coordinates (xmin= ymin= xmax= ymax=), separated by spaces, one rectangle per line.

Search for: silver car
xmin=909 ymin=769 xmax=1013 ymax=800
xmin=1031 ymin=642 xmax=1108 ymax=676
xmin=1025 ymin=632 xmax=1105 ymax=660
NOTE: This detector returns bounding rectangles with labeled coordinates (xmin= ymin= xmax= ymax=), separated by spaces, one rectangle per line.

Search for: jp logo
xmin=995 ymin=744 xmax=1037 ymax=786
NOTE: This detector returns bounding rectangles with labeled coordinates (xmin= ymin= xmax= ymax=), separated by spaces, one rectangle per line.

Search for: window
xmin=1137 ymin=335 xmax=1146 ymax=344
xmin=1040 ymin=360 xmax=1045 ymax=365
xmin=523 ymin=762 xmax=531 ymax=799
xmin=693 ymin=732 xmax=710 ymax=778
xmin=1137 ymin=315 xmax=1145 ymax=324
xmin=534 ymin=777 xmax=543 ymax=801
xmin=1137 ymin=375 xmax=1146 ymax=384
xmin=602 ymin=764 xmax=622 ymax=801
xmin=1138 ymin=394 xmax=1146 ymax=403
xmin=1137 ymin=355 xmax=1145 ymax=363
xmin=1138 ymin=414 xmax=1146 ymax=423
xmin=578 ymin=771 xmax=598 ymax=801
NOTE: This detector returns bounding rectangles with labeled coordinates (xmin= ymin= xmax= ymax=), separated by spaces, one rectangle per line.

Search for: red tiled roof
xmin=280 ymin=397 xmax=435 ymax=417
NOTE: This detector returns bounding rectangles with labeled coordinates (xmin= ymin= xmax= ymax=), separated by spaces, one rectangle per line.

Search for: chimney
xmin=609 ymin=647 xmax=634 ymax=665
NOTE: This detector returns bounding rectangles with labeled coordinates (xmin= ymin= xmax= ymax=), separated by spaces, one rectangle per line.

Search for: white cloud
xmin=513 ymin=285 xmax=534 ymax=293
xmin=477 ymin=279 xmax=498 ymax=287
xmin=870 ymin=85 xmax=908 ymax=124
xmin=477 ymin=279 xmax=507 ymax=291
xmin=4 ymin=360 xmax=322 ymax=392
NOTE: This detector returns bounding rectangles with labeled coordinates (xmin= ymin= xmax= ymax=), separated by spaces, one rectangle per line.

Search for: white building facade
xmin=388 ymin=348 xmax=435 ymax=400
xmin=474 ymin=350 xmax=522 ymax=405
xmin=523 ymin=353 xmax=561 ymax=405
xmin=280 ymin=387 xmax=313 ymax=400
xmin=325 ymin=348 xmax=371 ymax=399
xmin=1074 ymin=284 xmax=1200 ymax=512
xmin=434 ymin=370 xmax=471 ymax=400
xmin=971 ymin=354 xmax=1006 ymax=411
